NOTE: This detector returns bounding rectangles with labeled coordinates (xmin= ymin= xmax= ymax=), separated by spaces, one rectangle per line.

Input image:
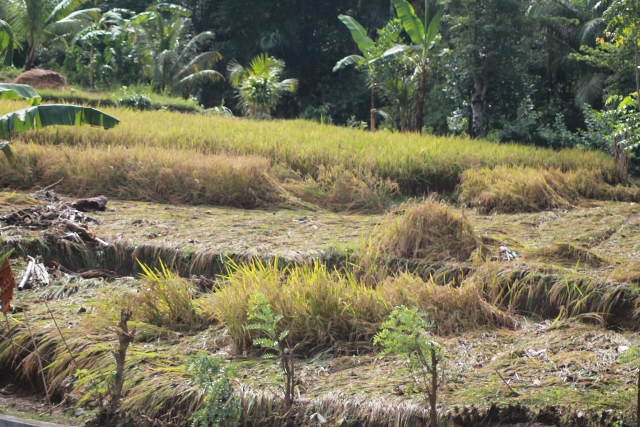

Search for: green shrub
xmin=187 ymin=354 xmax=240 ymax=427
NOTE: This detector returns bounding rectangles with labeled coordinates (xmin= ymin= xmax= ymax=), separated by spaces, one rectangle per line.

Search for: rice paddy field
xmin=1 ymin=100 xmax=640 ymax=427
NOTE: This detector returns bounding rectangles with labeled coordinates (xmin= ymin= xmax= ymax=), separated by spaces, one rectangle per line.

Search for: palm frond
xmin=578 ymin=17 xmax=605 ymax=45
xmin=0 ymin=19 xmax=17 ymax=66
xmin=153 ymin=3 xmax=192 ymax=17
xmin=277 ymin=78 xmax=298 ymax=93
xmin=227 ymin=60 xmax=247 ymax=88
xmin=47 ymin=9 xmax=100 ymax=36
xmin=46 ymin=0 xmax=90 ymax=27
xmin=575 ymin=72 xmax=605 ymax=106
xmin=175 ymin=51 xmax=222 ymax=80
xmin=175 ymin=31 xmax=215 ymax=65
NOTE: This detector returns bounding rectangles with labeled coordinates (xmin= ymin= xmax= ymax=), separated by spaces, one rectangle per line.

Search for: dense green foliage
xmin=0 ymin=0 xmax=637 ymax=153
xmin=187 ymin=355 xmax=241 ymax=427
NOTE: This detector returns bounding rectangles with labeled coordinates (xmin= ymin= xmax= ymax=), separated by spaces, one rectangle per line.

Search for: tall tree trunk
xmin=613 ymin=134 xmax=629 ymax=186
xmin=471 ymin=77 xmax=487 ymax=138
xmin=635 ymin=37 xmax=640 ymax=111
xmin=89 ymin=46 xmax=95 ymax=89
xmin=416 ymin=70 xmax=427 ymax=133
xmin=429 ymin=348 xmax=438 ymax=427
xmin=370 ymin=85 xmax=376 ymax=132
xmin=24 ymin=30 xmax=36 ymax=71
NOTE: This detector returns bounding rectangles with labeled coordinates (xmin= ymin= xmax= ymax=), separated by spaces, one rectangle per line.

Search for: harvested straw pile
xmin=14 ymin=69 xmax=67 ymax=89
xmin=373 ymin=198 xmax=479 ymax=262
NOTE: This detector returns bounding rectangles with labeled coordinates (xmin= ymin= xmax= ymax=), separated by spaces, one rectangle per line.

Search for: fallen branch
xmin=495 ymin=369 xmax=520 ymax=397
xmin=63 ymin=220 xmax=96 ymax=243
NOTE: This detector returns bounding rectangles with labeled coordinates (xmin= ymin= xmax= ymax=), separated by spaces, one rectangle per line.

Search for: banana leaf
xmin=0 ymin=104 xmax=120 ymax=140
xmin=0 ymin=84 xmax=42 ymax=106
xmin=0 ymin=140 xmax=13 ymax=164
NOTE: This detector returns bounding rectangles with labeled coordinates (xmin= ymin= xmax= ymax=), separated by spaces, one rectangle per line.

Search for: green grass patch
xmin=35 ymin=87 xmax=201 ymax=113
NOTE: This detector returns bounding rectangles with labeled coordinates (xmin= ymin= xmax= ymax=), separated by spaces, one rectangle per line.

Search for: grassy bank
xmin=36 ymin=88 xmax=201 ymax=113
xmin=0 ymin=101 xmax=621 ymax=198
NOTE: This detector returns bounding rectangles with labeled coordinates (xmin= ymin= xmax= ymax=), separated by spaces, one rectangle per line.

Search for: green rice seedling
xmin=368 ymin=197 xmax=479 ymax=263
xmin=132 ymin=260 xmax=204 ymax=331
xmin=203 ymin=260 xmax=387 ymax=353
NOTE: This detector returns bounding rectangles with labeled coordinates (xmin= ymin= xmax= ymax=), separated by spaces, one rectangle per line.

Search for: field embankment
xmin=1 ymin=192 xmax=640 ymax=425
xmin=0 ymin=100 xmax=631 ymax=211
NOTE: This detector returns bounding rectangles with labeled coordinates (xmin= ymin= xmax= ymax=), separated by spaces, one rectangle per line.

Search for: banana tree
xmin=0 ymin=83 xmax=119 ymax=162
xmin=334 ymin=15 xmax=379 ymax=131
xmin=0 ymin=19 xmax=17 ymax=66
xmin=384 ymin=0 xmax=443 ymax=132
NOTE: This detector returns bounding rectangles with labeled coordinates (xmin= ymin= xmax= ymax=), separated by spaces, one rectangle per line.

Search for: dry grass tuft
xmin=609 ymin=261 xmax=640 ymax=283
xmin=459 ymin=166 xmax=640 ymax=214
xmin=0 ymin=100 xmax=623 ymax=200
xmin=14 ymin=69 xmax=67 ymax=89
xmin=0 ymin=190 xmax=37 ymax=207
xmin=380 ymin=273 xmax=517 ymax=333
xmin=202 ymin=260 xmax=385 ymax=353
xmin=371 ymin=198 xmax=479 ymax=262
xmin=282 ymin=164 xmax=399 ymax=211
xmin=475 ymin=262 xmax=640 ymax=327
xmin=203 ymin=259 xmax=514 ymax=354
xmin=527 ymin=243 xmax=611 ymax=268
xmin=0 ymin=142 xmax=278 ymax=208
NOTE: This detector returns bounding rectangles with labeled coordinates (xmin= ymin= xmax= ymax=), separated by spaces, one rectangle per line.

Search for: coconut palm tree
xmin=228 ymin=53 xmax=298 ymax=119
xmin=530 ymin=0 xmax=607 ymax=106
xmin=3 ymin=0 xmax=99 ymax=70
xmin=71 ymin=9 xmax=137 ymax=87
xmin=133 ymin=4 xmax=223 ymax=97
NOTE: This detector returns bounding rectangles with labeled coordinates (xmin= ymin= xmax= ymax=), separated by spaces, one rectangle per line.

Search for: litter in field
xmin=1 ymin=197 xmax=110 ymax=247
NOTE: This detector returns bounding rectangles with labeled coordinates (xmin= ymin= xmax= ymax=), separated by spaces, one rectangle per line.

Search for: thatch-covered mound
xmin=14 ymin=69 xmax=67 ymax=89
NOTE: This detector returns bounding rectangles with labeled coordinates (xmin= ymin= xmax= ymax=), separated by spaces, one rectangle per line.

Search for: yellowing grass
xmin=0 ymin=100 xmax=621 ymax=195
xmin=0 ymin=142 xmax=277 ymax=207
xmin=459 ymin=166 xmax=639 ymax=213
